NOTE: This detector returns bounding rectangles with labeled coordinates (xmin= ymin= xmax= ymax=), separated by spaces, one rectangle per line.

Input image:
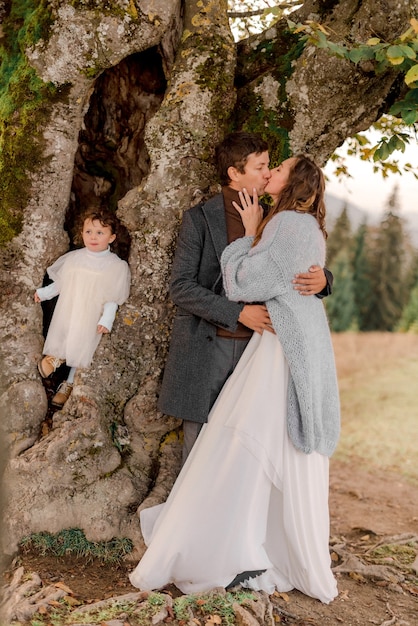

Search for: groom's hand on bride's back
xmin=292 ymin=265 xmax=327 ymax=296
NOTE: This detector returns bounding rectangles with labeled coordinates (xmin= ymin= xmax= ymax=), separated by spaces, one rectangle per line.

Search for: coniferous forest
xmin=325 ymin=186 xmax=418 ymax=333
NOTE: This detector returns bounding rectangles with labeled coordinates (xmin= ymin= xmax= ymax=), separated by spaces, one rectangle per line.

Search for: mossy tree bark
xmin=0 ymin=0 xmax=413 ymax=558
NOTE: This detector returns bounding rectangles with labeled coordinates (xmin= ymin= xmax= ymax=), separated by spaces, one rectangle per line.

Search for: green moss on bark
xmin=0 ymin=0 xmax=59 ymax=247
xmin=195 ymin=33 xmax=235 ymax=126
xmin=233 ymin=29 xmax=306 ymax=163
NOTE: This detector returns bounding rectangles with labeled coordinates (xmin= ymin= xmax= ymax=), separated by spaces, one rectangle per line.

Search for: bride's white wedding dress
xmin=129 ymin=331 xmax=338 ymax=604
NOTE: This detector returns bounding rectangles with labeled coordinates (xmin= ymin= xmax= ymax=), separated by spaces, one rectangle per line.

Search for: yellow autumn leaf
xmin=273 ymin=590 xmax=290 ymax=601
xmin=63 ymin=596 xmax=81 ymax=606
xmin=388 ymin=56 xmax=405 ymax=65
xmin=386 ymin=45 xmax=405 ymax=65
xmin=405 ymin=63 xmax=418 ymax=85
xmin=293 ymin=25 xmax=307 ymax=34
xmin=317 ymin=23 xmax=329 ymax=34
xmin=410 ymin=17 xmax=418 ymax=33
xmin=367 ymin=37 xmax=381 ymax=45
xmin=400 ymin=27 xmax=414 ymax=42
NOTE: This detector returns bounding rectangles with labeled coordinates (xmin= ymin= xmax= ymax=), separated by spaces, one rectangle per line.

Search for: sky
xmin=324 ymin=133 xmax=418 ymax=217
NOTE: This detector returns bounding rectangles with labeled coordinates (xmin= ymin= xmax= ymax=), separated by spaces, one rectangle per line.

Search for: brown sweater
xmin=216 ymin=187 xmax=253 ymax=339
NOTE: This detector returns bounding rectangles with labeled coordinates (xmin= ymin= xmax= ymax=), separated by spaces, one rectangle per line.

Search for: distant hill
xmin=325 ymin=192 xmax=418 ymax=247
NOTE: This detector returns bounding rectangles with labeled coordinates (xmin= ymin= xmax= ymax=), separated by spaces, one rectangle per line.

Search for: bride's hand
xmin=232 ymin=187 xmax=263 ymax=237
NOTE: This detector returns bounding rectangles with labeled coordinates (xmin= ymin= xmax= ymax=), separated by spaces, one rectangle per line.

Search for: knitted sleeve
xmin=221 ymin=212 xmax=324 ymax=304
xmin=221 ymin=218 xmax=288 ymax=303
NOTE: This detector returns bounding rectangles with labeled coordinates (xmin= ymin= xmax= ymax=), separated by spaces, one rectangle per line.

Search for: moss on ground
xmin=19 ymin=528 xmax=133 ymax=563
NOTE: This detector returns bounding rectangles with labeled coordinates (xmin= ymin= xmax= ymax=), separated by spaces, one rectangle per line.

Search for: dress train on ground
xmin=129 ymin=331 xmax=338 ymax=603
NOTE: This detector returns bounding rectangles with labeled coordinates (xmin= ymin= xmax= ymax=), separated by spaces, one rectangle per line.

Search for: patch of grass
xmin=19 ymin=528 xmax=133 ymax=564
xmin=173 ymin=590 xmax=256 ymax=625
xmin=42 ymin=598 xmax=138 ymax=626
xmin=128 ymin=593 xmax=168 ymax=626
xmin=368 ymin=542 xmax=417 ymax=568
xmin=26 ymin=590 xmax=257 ymax=626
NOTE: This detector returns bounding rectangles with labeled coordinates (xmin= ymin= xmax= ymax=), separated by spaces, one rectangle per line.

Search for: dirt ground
xmin=3 ymin=457 xmax=418 ymax=625
xmin=2 ymin=333 xmax=418 ymax=624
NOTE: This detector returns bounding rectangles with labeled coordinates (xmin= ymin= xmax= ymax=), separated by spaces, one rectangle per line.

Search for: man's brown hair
xmin=215 ymin=132 xmax=268 ymax=186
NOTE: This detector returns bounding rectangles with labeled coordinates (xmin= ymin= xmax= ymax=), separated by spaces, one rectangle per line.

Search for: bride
xmin=129 ymin=154 xmax=340 ymax=604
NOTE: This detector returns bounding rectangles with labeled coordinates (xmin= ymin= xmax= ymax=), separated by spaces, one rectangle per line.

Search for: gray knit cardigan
xmin=221 ymin=210 xmax=340 ymax=457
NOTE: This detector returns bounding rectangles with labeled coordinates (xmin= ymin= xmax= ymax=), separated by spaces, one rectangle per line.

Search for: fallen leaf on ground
xmin=63 ymin=595 xmax=81 ymax=606
xmin=273 ymin=591 xmax=290 ymax=601
xmin=54 ymin=581 xmax=74 ymax=594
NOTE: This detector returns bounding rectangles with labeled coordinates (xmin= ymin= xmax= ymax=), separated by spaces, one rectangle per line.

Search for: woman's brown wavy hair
xmin=253 ymin=155 xmax=327 ymax=247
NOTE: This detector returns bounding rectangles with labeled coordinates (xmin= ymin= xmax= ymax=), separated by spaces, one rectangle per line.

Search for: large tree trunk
xmin=0 ymin=0 xmax=412 ymax=558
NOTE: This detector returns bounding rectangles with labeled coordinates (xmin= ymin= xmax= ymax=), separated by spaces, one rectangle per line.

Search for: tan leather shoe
xmin=51 ymin=382 xmax=73 ymax=408
xmin=38 ymin=355 xmax=66 ymax=378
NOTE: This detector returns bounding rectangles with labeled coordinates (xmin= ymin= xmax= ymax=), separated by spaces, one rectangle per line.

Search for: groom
xmin=158 ymin=132 xmax=332 ymax=462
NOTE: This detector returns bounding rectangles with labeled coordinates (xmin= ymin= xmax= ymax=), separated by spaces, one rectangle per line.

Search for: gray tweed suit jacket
xmin=157 ymin=193 xmax=245 ymax=423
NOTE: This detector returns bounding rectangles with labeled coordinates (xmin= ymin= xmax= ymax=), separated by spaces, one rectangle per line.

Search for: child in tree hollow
xmin=34 ymin=208 xmax=131 ymax=408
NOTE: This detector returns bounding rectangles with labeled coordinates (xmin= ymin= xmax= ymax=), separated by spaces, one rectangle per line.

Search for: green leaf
xmin=357 ymin=45 xmax=376 ymax=60
xmin=375 ymin=48 xmax=388 ymax=63
xmin=402 ymin=87 xmax=418 ymax=103
xmin=348 ymin=48 xmax=366 ymax=63
xmin=402 ymin=109 xmax=418 ymax=124
xmin=326 ymin=41 xmax=349 ymax=58
xmin=315 ymin=30 xmax=329 ymax=49
xmin=387 ymin=135 xmax=405 ymax=153
xmin=389 ymin=88 xmax=418 ymax=118
xmin=405 ymin=63 xmax=418 ymax=85
xmin=263 ymin=6 xmax=282 ymax=18
xmin=375 ymin=60 xmax=389 ymax=74
xmin=389 ymin=101 xmax=403 ymax=115
xmin=398 ymin=44 xmax=416 ymax=59
xmin=374 ymin=142 xmax=391 ymax=161
xmin=386 ymin=44 xmax=405 ymax=59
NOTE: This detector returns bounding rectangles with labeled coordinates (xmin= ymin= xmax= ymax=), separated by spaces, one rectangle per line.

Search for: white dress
xmin=129 ymin=331 xmax=338 ymax=604
xmin=42 ymin=247 xmax=130 ymax=368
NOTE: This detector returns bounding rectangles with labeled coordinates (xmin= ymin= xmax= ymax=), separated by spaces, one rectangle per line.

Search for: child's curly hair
xmin=75 ymin=208 xmax=131 ymax=261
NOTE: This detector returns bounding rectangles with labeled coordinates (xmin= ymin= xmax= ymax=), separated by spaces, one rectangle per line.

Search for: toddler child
xmin=34 ymin=209 xmax=131 ymax=408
